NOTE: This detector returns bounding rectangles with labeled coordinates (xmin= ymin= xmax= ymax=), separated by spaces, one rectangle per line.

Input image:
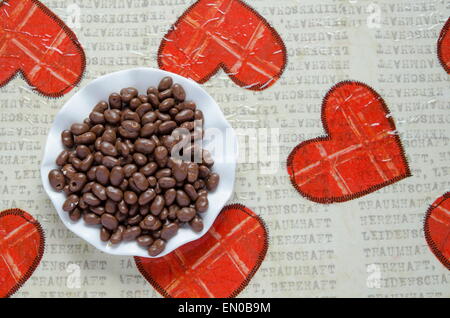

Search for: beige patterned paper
xmin=0 ymin=0 xmax=449 ymax=297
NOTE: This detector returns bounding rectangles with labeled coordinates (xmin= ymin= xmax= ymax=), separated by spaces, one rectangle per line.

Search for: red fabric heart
xmin=158 ymin=0 xmax=286 ymax=90
xmin=438 ymin=18 xmax=450 ymax=74
xmin=0 ymin=209 xmax=45 ymax=298
xmin=424 ymin=193 xmax=450 ymax=270
xmin=287 ymin=81 xmax=411 ymax=204
xmin=0 ymin=0 xmax=85 ymax=97
xmin=135 ymin=204 xmax=268 ymax=298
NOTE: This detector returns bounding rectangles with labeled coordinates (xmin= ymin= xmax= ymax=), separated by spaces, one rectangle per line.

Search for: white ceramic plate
xmin=41 ymin=68 xmax=237 ymax=258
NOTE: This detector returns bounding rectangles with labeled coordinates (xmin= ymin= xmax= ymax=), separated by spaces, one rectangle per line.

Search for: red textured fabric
xmin=287 ymin=81 xmax=411 ymax=204
xmin=158 ymin=0 xmax=286 ymax=90
xmin=0 ymin=209 xmax=45 ymax=298
xmin=424 ymin=193 xmax=450 ymax=270
xmin=438 ymin=18 xmax=450 ymax=74
xmin=135 ymin=204 xmax=268 ymax=298
xmin=0 ymin=0 xmax=85 ymax=97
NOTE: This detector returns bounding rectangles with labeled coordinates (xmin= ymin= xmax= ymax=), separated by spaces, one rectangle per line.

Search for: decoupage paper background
xmin=0 ymin=0 xmax=449 ymax=297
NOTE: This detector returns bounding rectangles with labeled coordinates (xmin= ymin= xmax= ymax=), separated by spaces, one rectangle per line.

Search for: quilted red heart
xmin=0 ymin=209 xmax=45 ymax=298
xmin=287 ymin=81 xmax=411 ymax=204
xmin=0 ymin=0 xmax=85 ymax=97
xmin=424 ymin=193 xmax=450 ymax=270
xmin=135 ymin=204 xmax=268 ymax=298
xmin=158 ymin=0 xmax=286 ymax=90
xmin=438 ymin=18 xmax=450 ymax=74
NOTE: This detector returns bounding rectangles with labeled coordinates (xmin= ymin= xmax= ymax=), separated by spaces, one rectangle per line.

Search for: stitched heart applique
xmin=158 ymin=0 xmax=287 ymax=90
xmin=135 ymin=204 xmax=268 ymax=298
xmin=287 ymin=81 xmax=411 ymax=204
xmin=424 ymin=193 xmax=450 ymax=270
xmin=0 ymin=0 xmax=86 ymax=97
xmin=438 ymin=18 xmax=450 ymax=74
xmin=0 ymin=209 xmax=45 ymax=298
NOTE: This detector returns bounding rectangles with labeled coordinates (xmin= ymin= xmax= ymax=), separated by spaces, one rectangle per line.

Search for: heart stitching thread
xmin=424 ymin=192 xmax=450 ymax=270
xmin=287 ymin=81 xmax=411 ymax=204
xmin=0 ymin=208 xmax=45 ymax=298
xmin=0 ymin=0 xmax=86 ymax=97
xmin=134 ymin=204 xmax=269 ymax=298
xmin=158 ymin=0 xmax=287 ymax=91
